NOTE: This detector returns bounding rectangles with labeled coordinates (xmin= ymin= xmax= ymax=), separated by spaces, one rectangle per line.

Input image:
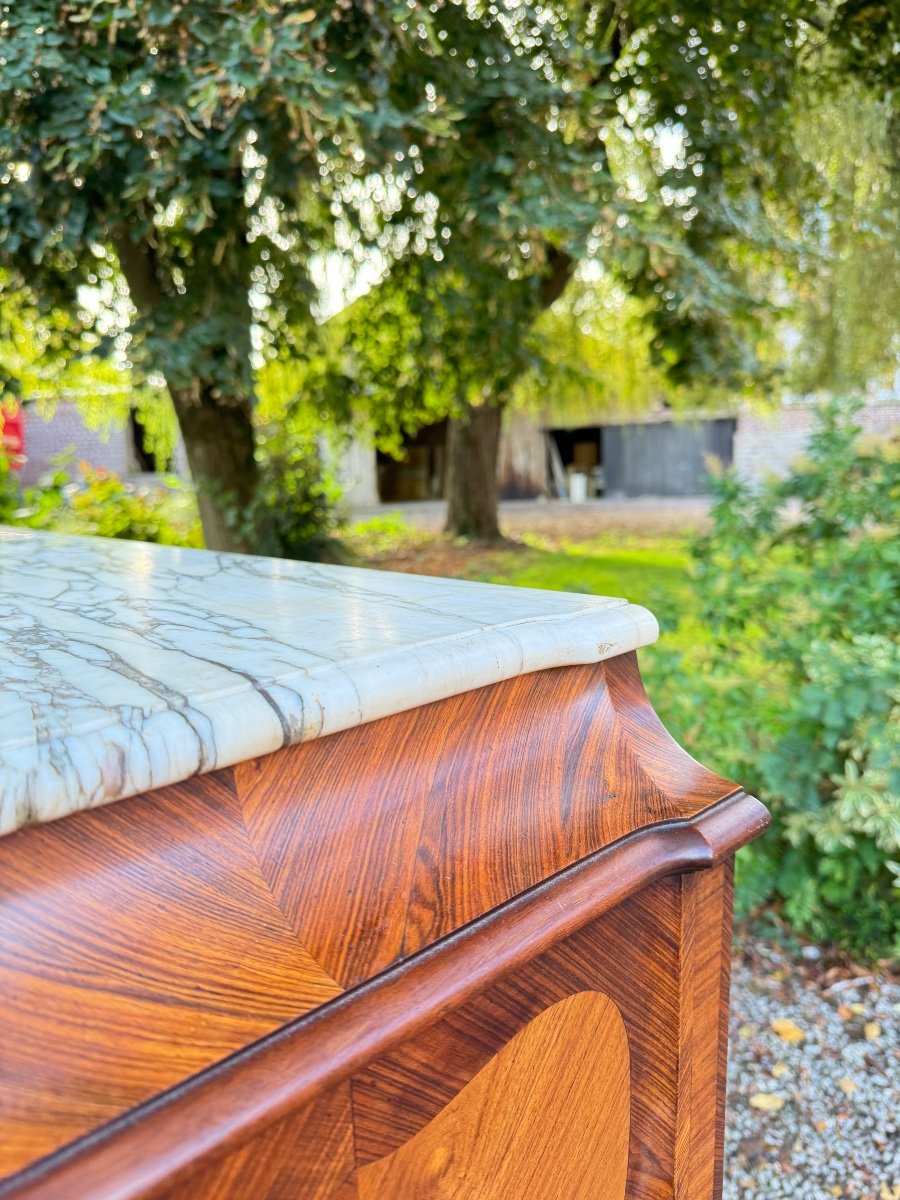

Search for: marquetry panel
xmin=0 ymin=650 xmax=751 ymax=1197
xmin=357 ymin=991 xmax=630 ymax=1200
xmin=0 ymin=772 xmax=342 ymax=1177
xmin=675 ymin=863 xmax=735 ymax=1200
xmin=159 ymin=1083 xmax=357 ymax=1200
xmin=351 ymin=880 xmax=683 ymax=1200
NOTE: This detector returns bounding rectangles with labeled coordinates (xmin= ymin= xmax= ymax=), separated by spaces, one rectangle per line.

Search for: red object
xmin=1 ymin=403 xmax=25 ymax=468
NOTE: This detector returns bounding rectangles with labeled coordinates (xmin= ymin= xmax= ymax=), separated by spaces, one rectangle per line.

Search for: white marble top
xmin=0 ymin=528 xmax=658 ymax=836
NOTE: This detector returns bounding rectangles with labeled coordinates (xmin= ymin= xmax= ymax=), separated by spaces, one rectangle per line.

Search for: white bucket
xmin=568 ymin=472 xmax=589 ymax=503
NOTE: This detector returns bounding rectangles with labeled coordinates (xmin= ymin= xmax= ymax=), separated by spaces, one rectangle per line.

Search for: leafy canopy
xmin=296 ymin=0 xmax=895 ymax=452
xmin=0 ymin=3 xmax=863 ymax=394
xmin=2 ymin=1 xmax=447 ymax=395
xmin=1 ymin=2 xmax=896 ymax=467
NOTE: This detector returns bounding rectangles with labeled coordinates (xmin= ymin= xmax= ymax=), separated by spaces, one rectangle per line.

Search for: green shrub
xmin=4 ymin=452 xmax=202 ymax=547
xmin=252 ymin=421 xmax=343 ymax=561
xmin=0 ymin=443 xmax=19 ymax=523
xmin=653 ymin=400 xmax=899 ymax=957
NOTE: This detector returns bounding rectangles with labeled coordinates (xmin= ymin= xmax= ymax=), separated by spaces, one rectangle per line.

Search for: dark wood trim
xmin=0 ymin=793 xmax=766 ymax=1200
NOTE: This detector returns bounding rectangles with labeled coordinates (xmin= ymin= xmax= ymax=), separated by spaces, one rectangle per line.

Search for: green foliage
xmin=253 ymin=357 xmax=344 ymax=560
xmin=0 ymin=433 xmax=20 ymax=524
xmin=1 ymin=273 xmax=182 ymax=471
xmin=4 ymin=452 xmax=201 ymax=546
xmin=512 ymin=274 xmax=708 ymax=420
xmin=344 ymin=514 xmax=430 ymax=560
xmin=786 ymin=85 xmax=899 ymax=394
xmin=322 ymin=1 xmax=819 ymax=447
xmin=0 ymin=0 xmax=448 ymax=393
xmin=253 ymin=424 xmax=342 ymax=562
xmin=1 ymin=2 xmax=896 ymax=547
xmin=653 ymin=400 xmax=900 ymax=957
xmin=315 ymin=4 xmax=899 ymax=478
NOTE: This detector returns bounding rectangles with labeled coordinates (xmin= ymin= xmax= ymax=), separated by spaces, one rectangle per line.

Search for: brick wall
xmin=18 ymin=402 xmax=190 ymax=487
xmin=733 ymin=400 xmax=900 ymax=486
xmin=19 ymin=403 xmax=135 ymax=486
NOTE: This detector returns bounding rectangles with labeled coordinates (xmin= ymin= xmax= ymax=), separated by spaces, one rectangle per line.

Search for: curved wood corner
xmin=231 ymin=653 xmax=751 ymax=988
xmin=0 ymin=654 xmax=769 ymax=1198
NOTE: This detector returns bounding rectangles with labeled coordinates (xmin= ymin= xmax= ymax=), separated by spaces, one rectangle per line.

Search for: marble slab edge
xmin=0 ymin=602 xmax=658 ymax=837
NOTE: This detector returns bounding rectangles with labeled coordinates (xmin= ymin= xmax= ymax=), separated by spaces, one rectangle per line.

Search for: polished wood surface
xmin=357 ymin=991 xmax=630 ymax=1200
xmin=675 ymin=865 xmax=735 ymax=1200
xmin=349 ymin=881 xmax=685 ymax=1200
xmin=234 ymin=653 xmax=735 ymax=989
xmin=0 ymin=652 xmax=768 ymax=1199
xmin=160 ymin=1085 xmax=357 ymax=1200
xmin=0 ymin=771 xmax=342 ymax=1177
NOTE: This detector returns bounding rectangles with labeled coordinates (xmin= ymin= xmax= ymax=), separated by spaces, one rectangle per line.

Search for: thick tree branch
xmin=540 ymin=245 xmax=575 ymax=310
xmin=110 ymin=231 xmax=163 ymax=317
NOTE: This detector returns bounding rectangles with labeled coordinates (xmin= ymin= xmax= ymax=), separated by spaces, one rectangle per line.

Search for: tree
xmin=786 ymin=85 xmax=899 ymax=394
xmin=0 ymin=276 xmax=180 ymax=468
xmin=0 ymin=2 xmax=472 ymax=549
xmin=318 ymin=1 xmax=899 ymax=538
xmin=2 ymin=2 xmax=895 ymax=548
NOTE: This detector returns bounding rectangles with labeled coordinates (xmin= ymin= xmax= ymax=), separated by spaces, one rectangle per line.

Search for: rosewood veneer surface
xmin=0 ymin=529 xmax=768 ymax=1200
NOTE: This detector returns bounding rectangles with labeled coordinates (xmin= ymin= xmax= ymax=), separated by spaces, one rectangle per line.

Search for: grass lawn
xmin=475 ymin=537 xmax=693 ymax=612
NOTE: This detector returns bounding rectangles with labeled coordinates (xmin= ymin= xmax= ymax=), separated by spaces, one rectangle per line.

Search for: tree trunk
xmin=444 ymin=401 xmax=504 ymax=540
xmin=113 ymin=232 xmax=268 ymax=554
xmin=442 ymin=246 xmax=575 ymax=542
xmin=169 ymin=386 xmax=263 ymax=554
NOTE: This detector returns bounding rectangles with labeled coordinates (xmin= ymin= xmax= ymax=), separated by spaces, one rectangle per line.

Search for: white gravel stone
xmin=724 ymin=944 xmax=899 ymax=1200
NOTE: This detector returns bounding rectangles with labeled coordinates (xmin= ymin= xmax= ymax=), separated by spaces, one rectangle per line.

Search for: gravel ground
xmin=725 ymin=939 xmax=899 ymax=1200
xmin=350 ymin=495 xmax=712 ymax=538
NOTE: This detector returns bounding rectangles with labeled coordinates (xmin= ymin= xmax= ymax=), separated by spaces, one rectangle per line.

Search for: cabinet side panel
xmin=0 ymin=771 xmax=343 ymax=1178
xmin=352 ymin=879 xmax=682 ymax=1200
xmin=158 ymin=1083 xmax=356 ymax=1200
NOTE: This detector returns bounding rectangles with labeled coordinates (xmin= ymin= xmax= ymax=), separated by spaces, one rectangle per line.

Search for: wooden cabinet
xmin=0 ymin=531 xmax=768 ymax=1199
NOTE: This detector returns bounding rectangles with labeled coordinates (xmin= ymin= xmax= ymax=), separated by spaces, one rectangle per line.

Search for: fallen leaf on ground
xmin=838 ymin=1076 xmax=858 ymax=1096
xmin=864 ymin=1021 xmax=882 ymax=1041
xmin=771 ymin=1017 xmax=806 ymax=1043
xmin=772 ymin=1062 xmax=790 ymax=1079
xmin=749 ymin=1092 xmax=786 ymax=1111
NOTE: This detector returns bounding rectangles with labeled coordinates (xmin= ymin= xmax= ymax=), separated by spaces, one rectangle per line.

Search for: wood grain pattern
xmin=159 ymin=1083 xmax=356 ymax=1200
xmin=0 ymin=771 xmax=342 ymax=1177
xmin=0 ymin=803 xmax=763 ymax=1200
xmin=233 ymin=654 xmax=738 ymax=988
xmin=356 ymin=991 xmax=630 ymax=1200
xmin=674 ymin=864 xmax=734 ymax=1200
xmin=350 ymin=881 xmax=683 ymax=1200
xmin=0 ymin=653 xmax=767 ymax=1199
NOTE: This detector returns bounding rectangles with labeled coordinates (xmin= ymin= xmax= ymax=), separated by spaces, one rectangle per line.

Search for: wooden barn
xmin=345 ymin=408 xmax=738 ymax=505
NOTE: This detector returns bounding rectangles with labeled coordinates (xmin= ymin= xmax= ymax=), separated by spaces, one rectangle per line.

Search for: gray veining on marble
xmin=0 ymin=528 xmax=658 ymax=836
